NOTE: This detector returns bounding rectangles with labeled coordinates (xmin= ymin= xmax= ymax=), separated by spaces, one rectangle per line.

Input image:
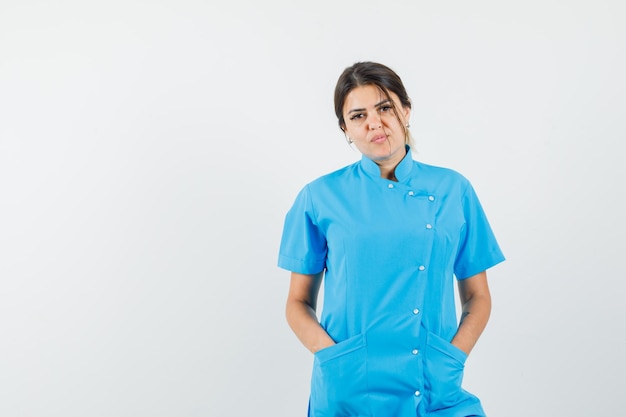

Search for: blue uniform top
xmin=278 ymin=147 xmax=505 ymax=417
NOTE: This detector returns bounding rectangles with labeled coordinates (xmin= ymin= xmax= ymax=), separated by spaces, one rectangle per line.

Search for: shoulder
xmin=287 ymin=161 xmax=360 ymax=208
xmin=412 ymin=160 xmax=471 ymax=189
xmin=306 ymin=161 xmax=360 ymax=190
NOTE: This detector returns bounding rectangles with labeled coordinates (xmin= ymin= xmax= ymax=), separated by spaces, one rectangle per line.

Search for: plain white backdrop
xmin=1 ymin=1 xmax=625 ymax=416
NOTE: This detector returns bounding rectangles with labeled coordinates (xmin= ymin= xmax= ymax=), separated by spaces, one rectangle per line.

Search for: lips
xmin=370 ymin=134 xmax=388 ymax=143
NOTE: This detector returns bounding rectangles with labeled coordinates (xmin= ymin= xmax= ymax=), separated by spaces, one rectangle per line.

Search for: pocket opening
xmin=314 ymin=333 xmax=366 ymax=365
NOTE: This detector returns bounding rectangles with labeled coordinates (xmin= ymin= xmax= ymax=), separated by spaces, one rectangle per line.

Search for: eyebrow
xmin=347 ymin=99 xmax=392 ymax=114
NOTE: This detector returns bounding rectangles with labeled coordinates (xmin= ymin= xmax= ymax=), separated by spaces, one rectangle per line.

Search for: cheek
xmin=383 ymin=113 xmax=402 ymax=125
xmin=345 ymin=127 xmax=366 ymax=141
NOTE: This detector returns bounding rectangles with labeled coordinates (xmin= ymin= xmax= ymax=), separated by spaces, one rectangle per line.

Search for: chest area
xmin=316 ymin=180 xmax=465 ymax=245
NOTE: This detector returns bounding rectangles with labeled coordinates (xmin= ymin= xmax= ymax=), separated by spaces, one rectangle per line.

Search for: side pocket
xmin=310 ymin=333 xmax=371 ymax=417
xmin=314 ymin=333 xmax=367 ymax=364
xmin=423 ymin=331 xmax=467 ymax=411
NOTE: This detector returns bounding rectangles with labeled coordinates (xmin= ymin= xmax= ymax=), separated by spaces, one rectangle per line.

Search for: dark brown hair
xmin=334 ymin=62 xmax=412 ymax=138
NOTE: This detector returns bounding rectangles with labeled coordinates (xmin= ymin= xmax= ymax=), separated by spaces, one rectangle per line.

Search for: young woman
xmin=278 ymin=62 xmax=505 ymax=417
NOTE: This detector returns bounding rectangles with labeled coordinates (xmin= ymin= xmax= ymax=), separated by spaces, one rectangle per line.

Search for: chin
xmin=369 ymin=152 xmax=396 ymax=162
xmin=370 ymin=145 xmax=404 ymax=159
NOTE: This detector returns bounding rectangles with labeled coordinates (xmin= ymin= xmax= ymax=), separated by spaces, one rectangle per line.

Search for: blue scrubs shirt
xmin=278 ymin=147 xmax=505 ymax=417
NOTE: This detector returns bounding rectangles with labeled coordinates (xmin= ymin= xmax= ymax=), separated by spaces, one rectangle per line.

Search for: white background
xmin=1 ymin=1 xmax=625 ymax=416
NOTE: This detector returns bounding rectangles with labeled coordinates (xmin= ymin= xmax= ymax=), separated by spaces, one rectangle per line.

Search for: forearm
xmin=451 ymin=292 xmax=491 ymax=355
xmin=286 ymin=299 xmax=335 ymax=354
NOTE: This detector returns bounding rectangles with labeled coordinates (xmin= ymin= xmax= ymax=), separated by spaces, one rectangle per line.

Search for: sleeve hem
xmin=277 ymin=254 xmax=325 ymax=275
xmin=455 ymin=253 xmax=506 ymax=280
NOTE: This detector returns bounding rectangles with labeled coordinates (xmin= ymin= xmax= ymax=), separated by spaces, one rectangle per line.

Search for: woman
xmin=278 ymin=62 xmax=505 ymax=417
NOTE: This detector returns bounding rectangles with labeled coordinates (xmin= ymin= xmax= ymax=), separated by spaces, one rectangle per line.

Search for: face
xmin=342 ymin=84 xmax=410 ymax=166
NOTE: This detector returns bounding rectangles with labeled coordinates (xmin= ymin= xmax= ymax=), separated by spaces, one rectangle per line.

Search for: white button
xmin=428 ymin=195 xmax=435 ymax=201
xmin=408 ymin=191 xmax=414 ymax=196
xmin=413 ymin=308 xmax=420 ymax=315
xmin=426 ymin=224 xmax=432 ymax=229
xmin=414 ymin=390 xmax=421 ymax=397
xmin=388 ymin=184 xmax=394 ymax=189
xmin=412 ymin=349 xmax=419 ymax=355
xmin=418 ymin=265 xmax=425 ymax=271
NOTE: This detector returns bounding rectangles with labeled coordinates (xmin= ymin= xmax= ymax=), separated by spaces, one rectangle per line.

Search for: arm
xmin=451 ymin=271 xmax=492 ymax=355
xmin=285 ymin=271 xmax=335 ymax=354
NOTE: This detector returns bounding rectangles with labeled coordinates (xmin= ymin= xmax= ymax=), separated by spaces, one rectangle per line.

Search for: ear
xmin=402 ymin=106 xmax=411 ymax=124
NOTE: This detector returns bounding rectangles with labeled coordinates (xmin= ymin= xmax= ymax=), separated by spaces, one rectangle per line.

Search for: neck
xmin=379 ymin=165 xmax=398 ymax=181
xmin=376 ymin=147 xmax=406 ymax=181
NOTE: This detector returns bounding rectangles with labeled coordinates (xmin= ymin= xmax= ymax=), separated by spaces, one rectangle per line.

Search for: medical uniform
xmin=278 ymin=147 xmax=505 ymax=417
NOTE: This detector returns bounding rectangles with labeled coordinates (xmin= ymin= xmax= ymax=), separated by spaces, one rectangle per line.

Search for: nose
xmin=368 ymin=113 xmax=382 ymax=130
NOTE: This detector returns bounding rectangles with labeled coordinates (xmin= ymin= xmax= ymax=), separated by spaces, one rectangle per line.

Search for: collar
xmin=360 ymin=145 xmax=414 ymax=182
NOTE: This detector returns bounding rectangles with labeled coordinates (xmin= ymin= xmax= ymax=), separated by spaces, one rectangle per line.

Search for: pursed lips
xmin=370 ymin=134 xmax=388 ymax=143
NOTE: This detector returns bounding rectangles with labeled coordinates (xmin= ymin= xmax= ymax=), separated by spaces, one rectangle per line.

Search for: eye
xmin=379 ymin=105 xmax=393 ymax=113
xmin=349 ymin=113 xmax=365 ymax=121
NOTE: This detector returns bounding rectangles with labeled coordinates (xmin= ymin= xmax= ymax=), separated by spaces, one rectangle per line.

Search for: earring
xmin=406 ymin=123 xmax=410 ymax=128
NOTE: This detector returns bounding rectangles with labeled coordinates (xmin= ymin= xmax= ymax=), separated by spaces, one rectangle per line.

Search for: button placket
xmin=404 ymin=190 xmax=431 ymax=401
xmin=427 ymin=195 xmax=436 ymax=230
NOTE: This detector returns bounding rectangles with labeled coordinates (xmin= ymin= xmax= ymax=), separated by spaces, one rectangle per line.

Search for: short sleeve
xmin=454 ymin=182 xmax=505 ymax=279
xmin=277 ymin=185 xmax=327 ymax=274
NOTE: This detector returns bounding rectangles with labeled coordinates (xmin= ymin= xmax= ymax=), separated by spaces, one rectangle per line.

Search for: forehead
xmin=343 ymin=85 xmax=399 ymax=112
